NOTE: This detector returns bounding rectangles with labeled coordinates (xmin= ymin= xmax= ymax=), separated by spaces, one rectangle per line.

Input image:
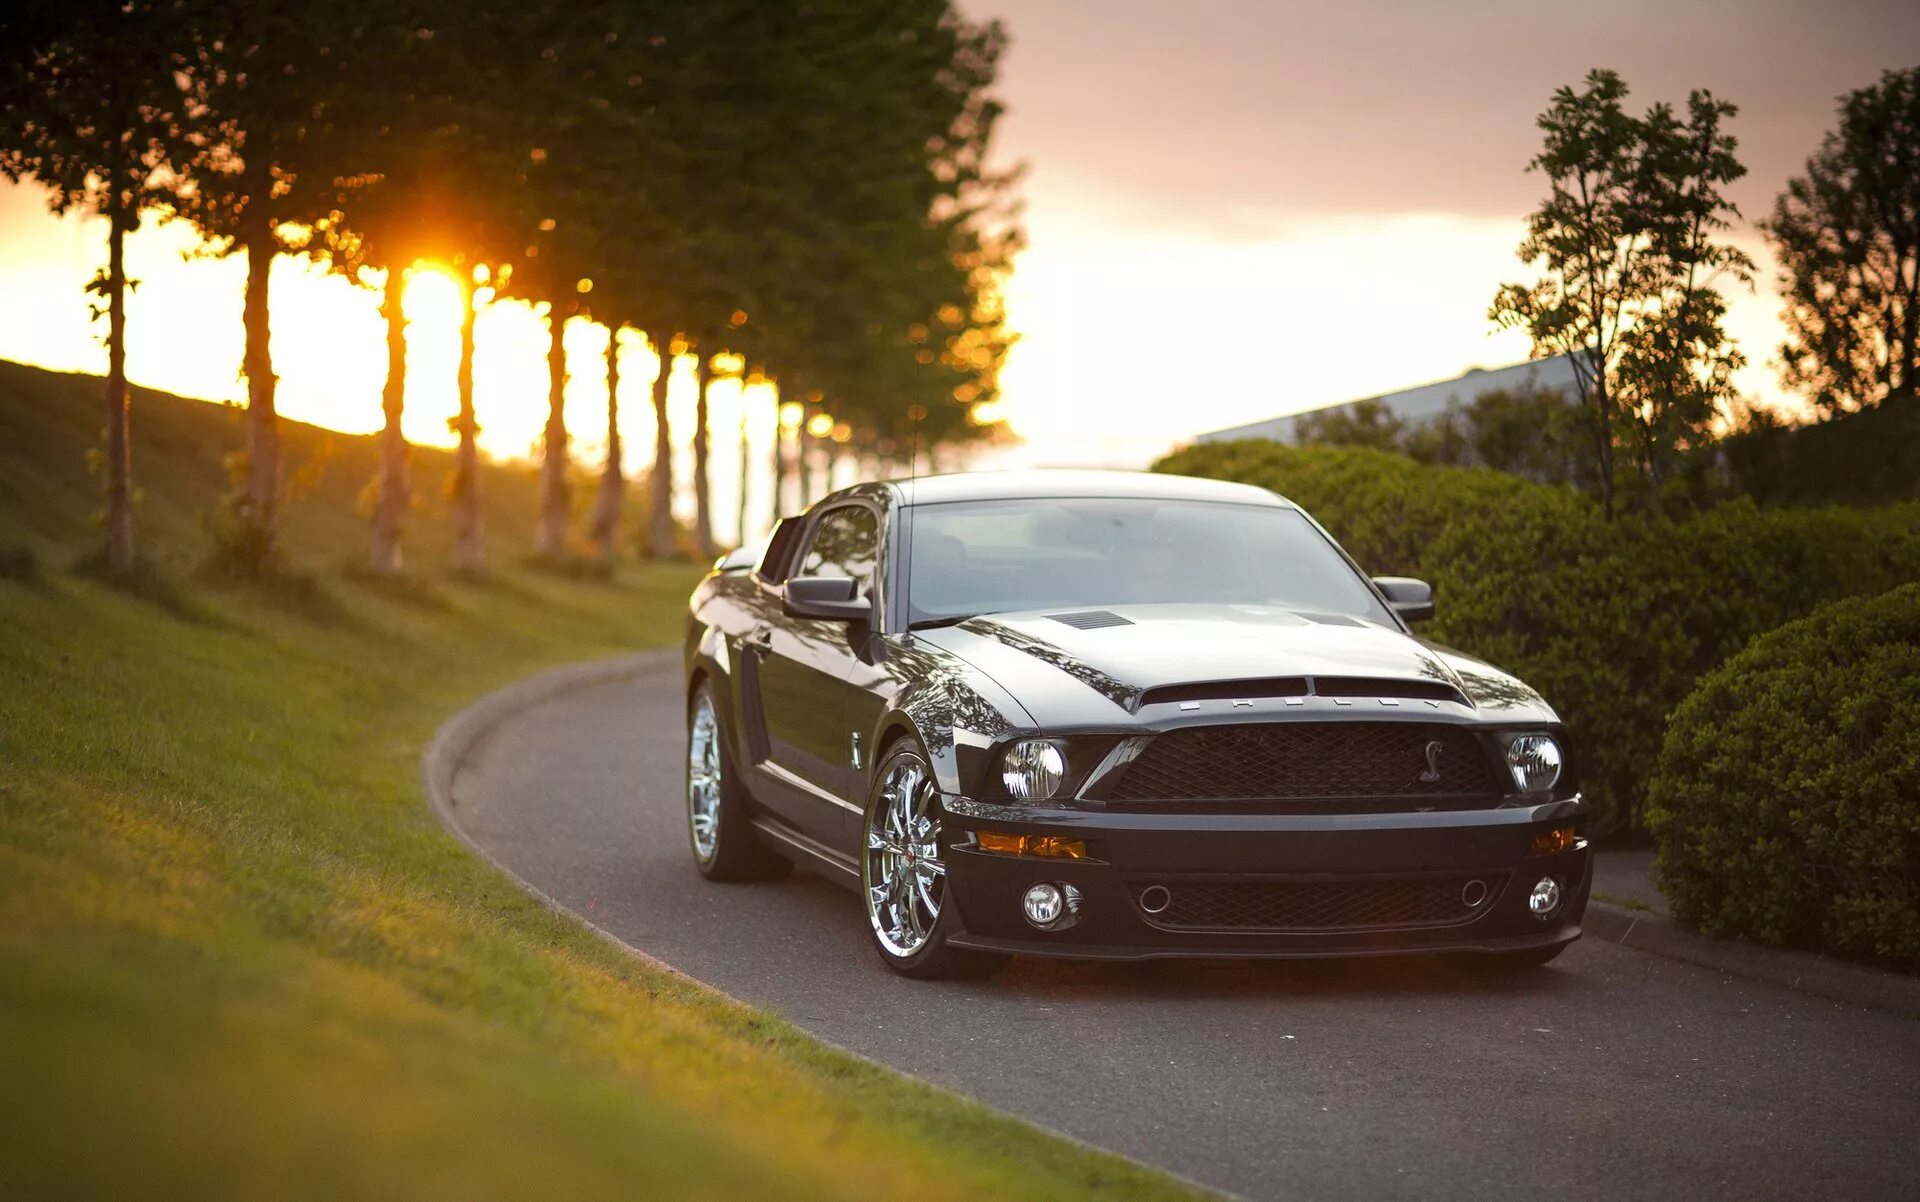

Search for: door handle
xmin=746 ymin=627 xmax=773 ymax=653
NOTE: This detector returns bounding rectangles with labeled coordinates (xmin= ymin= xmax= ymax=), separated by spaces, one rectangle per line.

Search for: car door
xmin=753 ymin=501 xmax=890 ymax=845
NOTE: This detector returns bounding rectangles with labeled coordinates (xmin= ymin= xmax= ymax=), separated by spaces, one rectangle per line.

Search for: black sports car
xmin=682 ymin=470 xmax=1590 ymax=977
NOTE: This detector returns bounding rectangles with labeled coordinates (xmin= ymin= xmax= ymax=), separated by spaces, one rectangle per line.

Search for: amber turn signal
xmin=976 ymin=831 xmax=1086 ymax=859
xmin=1528 ymin=826 xmax=1577 ymax=856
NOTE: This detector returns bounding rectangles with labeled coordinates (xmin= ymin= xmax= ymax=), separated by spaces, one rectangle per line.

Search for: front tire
xmin=687 ymin=683 xmax=790 ymax=882
xmin=861 ymin=738 xmax=1003 ymax=980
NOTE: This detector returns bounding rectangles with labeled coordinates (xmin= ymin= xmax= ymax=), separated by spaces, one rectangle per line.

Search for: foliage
xmin=1763 ymin=65 xmax=1920 ymax=414
xmin=1155 ymin=438 xmax=1920 ymax=833
xmin=1718 ymin=395 xmax=1920 ymax=506
xmin=10 ymin=1 xmax=1023 ymax=571
xmin=1291 ymin=397 xmax=1406 ymax=451
xmin=1298 ymin=384 xmax=1595 ymax=490
xmin=0 ymin=542 xmax=37 ymax=581
xmin=0 ymin=0 xmax=206 ymax=572
xmin=1646 ymin=584 xmax=1920 ymax=968
xmin=1491 ymin=69 xmax=1752 ymax=519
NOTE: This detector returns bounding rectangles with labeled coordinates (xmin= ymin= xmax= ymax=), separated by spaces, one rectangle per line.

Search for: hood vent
xmin=1299 ymin=612 xmax=1366 ymax=628
xmin=1139 ymin=677 xmax=1310 ymax=708
xmin=1048 ymin=610 xmax=1133 ymax=631
xmin=1314 ymin=677 xmax=1470 ymax=706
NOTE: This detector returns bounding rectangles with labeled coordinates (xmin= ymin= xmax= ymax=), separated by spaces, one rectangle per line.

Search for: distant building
xmin=1196 ymin=354 xmax=1580 ymax=445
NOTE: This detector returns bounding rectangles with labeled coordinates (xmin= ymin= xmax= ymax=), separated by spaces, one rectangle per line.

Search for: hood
xmin=916 ymin=603 xmax=1555 ymax=725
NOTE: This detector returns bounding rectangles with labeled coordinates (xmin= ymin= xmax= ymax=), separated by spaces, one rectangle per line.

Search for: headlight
xmin=1505 ymin=734 xmax=1563 ymax=793
xmin=1000 ymin=740 xmax=1065 ymax=801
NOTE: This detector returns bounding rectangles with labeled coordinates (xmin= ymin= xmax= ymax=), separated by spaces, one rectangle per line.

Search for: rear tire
xmin=687 ymin=683 xmax=790 ymax=882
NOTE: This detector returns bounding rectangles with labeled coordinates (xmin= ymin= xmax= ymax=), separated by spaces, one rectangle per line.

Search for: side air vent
xmin=1313 ymin=676 xmax=1470 ymax=707
xmin=1049 ymin=610 xmax=1133 ymax=631
xmin=1138 ymin=677 xmax=1310 ymax=709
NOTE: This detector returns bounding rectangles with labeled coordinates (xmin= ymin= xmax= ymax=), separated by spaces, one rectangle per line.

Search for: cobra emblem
xmin=1419 ymin=739 xmax=1443 ymax=783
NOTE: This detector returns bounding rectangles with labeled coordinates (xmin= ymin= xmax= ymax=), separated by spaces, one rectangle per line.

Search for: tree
xmin=452 ymin=263 xmax=487 ymax=573
xmin=1763 ymin=66 xmax=1920 ymax=414
xmin=587 ymin=324 xmax=628 ymax=565
xmin=1292 ymin=397 xmax=1406 ymax=450
xmin=1616 ymin=91 xmax=1752 ymax=501
xmin=0 ymin=0 xmax=198 ymax=574
xmin=314 ymin=9 xmax=543 ymax=573
xmin=1493 ymin=70 xmax=1750 ymax=518
xmin=1403 ymin=384 xmax=1593 ymax=488
xmin=170 ymin=0 xmax=360 ymax=569
xmin=690 ymin=349 xmax=715 ymax=558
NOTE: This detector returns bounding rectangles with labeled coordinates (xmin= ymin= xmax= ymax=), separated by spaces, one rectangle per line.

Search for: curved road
xmin=444 ymin=653 xmax=1919 ymax=1202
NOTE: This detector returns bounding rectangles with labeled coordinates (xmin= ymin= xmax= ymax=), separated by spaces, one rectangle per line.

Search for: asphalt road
xmin=445 ymin=654 xmax=1920 ymax=1202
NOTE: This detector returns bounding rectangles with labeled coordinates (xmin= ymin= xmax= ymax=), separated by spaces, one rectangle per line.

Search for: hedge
xmin=1645 ymin=584 xmax=1920 ymax=966
xmin=1154 ymin=440 xmax=1920 ymax=833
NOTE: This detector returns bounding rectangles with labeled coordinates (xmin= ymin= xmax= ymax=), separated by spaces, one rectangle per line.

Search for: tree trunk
xmin=241 ymin=206 xmax=278 ymax=554
xmin=590 ymin=324 xmax=625 ymax=564
xmin=537 ymin=304 xmax=571 ymax=558
xmin=1591 ymin=377 xmax=1616 ymax=522
xmin=736 ymin=366 xmax=753 ymax=549
xmin=692 ymin=350 xmax=714 ymax=559
xmin=770 ymin=407 xmax=786 ymax=528
xmin=452 ymin=273 xmax=484 ymax=574
xmin=797 ymin=419 xmax=813 ymax=508
xmin=369 ymin=267 xmax=410 ymax=574
xmin=102 ymin=188 xmax=134 ymax=575
xmin=647 ymin=335 xmax=676 ymax=558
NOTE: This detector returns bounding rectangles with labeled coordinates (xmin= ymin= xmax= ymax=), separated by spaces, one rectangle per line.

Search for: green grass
xmin=0 ymin=362 xmax=1201 ymax=1202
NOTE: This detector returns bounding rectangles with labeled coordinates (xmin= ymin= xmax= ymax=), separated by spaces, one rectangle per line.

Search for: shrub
xmin=0 ymin=542 xmax=36 ymax=581
xmin=1720 ymin=395 xmax=1920 ymax=507
xmin=1155 ymin=441 xmax=1920 ymax=832
xmin=1645 ymin=584 xmax=1920 ymax=966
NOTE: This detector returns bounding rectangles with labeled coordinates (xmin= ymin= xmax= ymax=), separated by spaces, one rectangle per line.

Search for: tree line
xmin=1488 ymin=65 xmax=1918 ymax=519
xmin=0 ymin=0 xmax=1021 ymax=575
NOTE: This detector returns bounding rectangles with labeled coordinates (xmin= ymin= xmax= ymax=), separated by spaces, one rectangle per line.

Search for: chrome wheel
xmin=687 ymin=694 xmax=722 ymax=863
xmin=864 ymin=752 xmax=944 ymax=958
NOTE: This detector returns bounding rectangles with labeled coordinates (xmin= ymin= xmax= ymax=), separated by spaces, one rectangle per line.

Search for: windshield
xmin=904 ymin=497 xmax=1390 ymax=626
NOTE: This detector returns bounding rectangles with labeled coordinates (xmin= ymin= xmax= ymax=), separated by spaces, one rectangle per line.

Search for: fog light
xmin=1528 ymin=876 xmax=1562 ymax=919
xmin=1528 ymin=826 xmax=1577 ymax=856
xmin=1023 ymin=882 xmax=1065 ymax=928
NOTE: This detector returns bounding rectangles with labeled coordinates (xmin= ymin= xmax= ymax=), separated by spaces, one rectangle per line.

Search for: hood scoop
xmin=1138 ymin=677 xmax=1310 ymax=708
xmin=1314 ymin=676 xmax=1467 ymax=705
xmin=1136 ymin=674 xmax=1471 ymax=711
xmin=1048 ymin=610 xmax=1133 ymax=631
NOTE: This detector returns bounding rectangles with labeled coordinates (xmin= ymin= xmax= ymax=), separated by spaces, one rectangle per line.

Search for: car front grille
xmin=1128 ymin=874 xmax=1506 ymax=932
xmin=1104 ymin=722 xmax=1500 ymax=804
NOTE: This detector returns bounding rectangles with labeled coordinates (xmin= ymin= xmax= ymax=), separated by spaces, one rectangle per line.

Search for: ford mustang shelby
xmin=682 ymin=470 xmax=1590 ymax=977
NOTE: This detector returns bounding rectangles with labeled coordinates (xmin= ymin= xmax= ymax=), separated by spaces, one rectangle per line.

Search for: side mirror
xmin=1372 ymin=576 xmax=1435 ymax=622
xmin=783 ymin=575 xmax=873 ymax=622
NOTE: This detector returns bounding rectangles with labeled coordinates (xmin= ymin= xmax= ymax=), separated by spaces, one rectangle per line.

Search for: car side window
xmin=797 ymin=505 xmax=880 ymax=595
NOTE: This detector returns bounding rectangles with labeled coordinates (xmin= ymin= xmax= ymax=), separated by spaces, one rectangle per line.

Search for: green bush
xmin=1645 ymin=584 xmax=1920 ymax=966
xmin=1155 ymin=441 xmax=1920 ymax=832
xmin=1721 ymin=397 xmax=1920 ymax=507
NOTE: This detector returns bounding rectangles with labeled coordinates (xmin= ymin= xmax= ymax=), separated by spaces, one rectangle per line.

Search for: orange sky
xmin=2 ymin=0 xmax=1915 ymax=492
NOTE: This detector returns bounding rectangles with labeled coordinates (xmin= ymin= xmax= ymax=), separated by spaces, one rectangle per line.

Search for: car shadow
xmin=982 ymin=950 xmax=1577 ymax=1004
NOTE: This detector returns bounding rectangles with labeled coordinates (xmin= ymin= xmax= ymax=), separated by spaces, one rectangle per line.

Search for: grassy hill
xmin=0 ymin=362 xmax=1197 ymax=1201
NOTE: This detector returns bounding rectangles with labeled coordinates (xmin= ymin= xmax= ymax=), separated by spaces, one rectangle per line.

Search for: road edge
xmin=420 ymin=649 xmax=1242 ymax=1202
xmin=1582 ymin=900 xmax=1919 ymax=1018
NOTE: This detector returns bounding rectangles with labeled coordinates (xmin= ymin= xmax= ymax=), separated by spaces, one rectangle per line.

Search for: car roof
xmin=849 ymin=469 xmax=1295 ymax=509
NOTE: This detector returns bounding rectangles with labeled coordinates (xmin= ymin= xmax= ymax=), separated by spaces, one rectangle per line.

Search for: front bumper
xmin=939 ymin=794 xmax=1591 ymax=961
